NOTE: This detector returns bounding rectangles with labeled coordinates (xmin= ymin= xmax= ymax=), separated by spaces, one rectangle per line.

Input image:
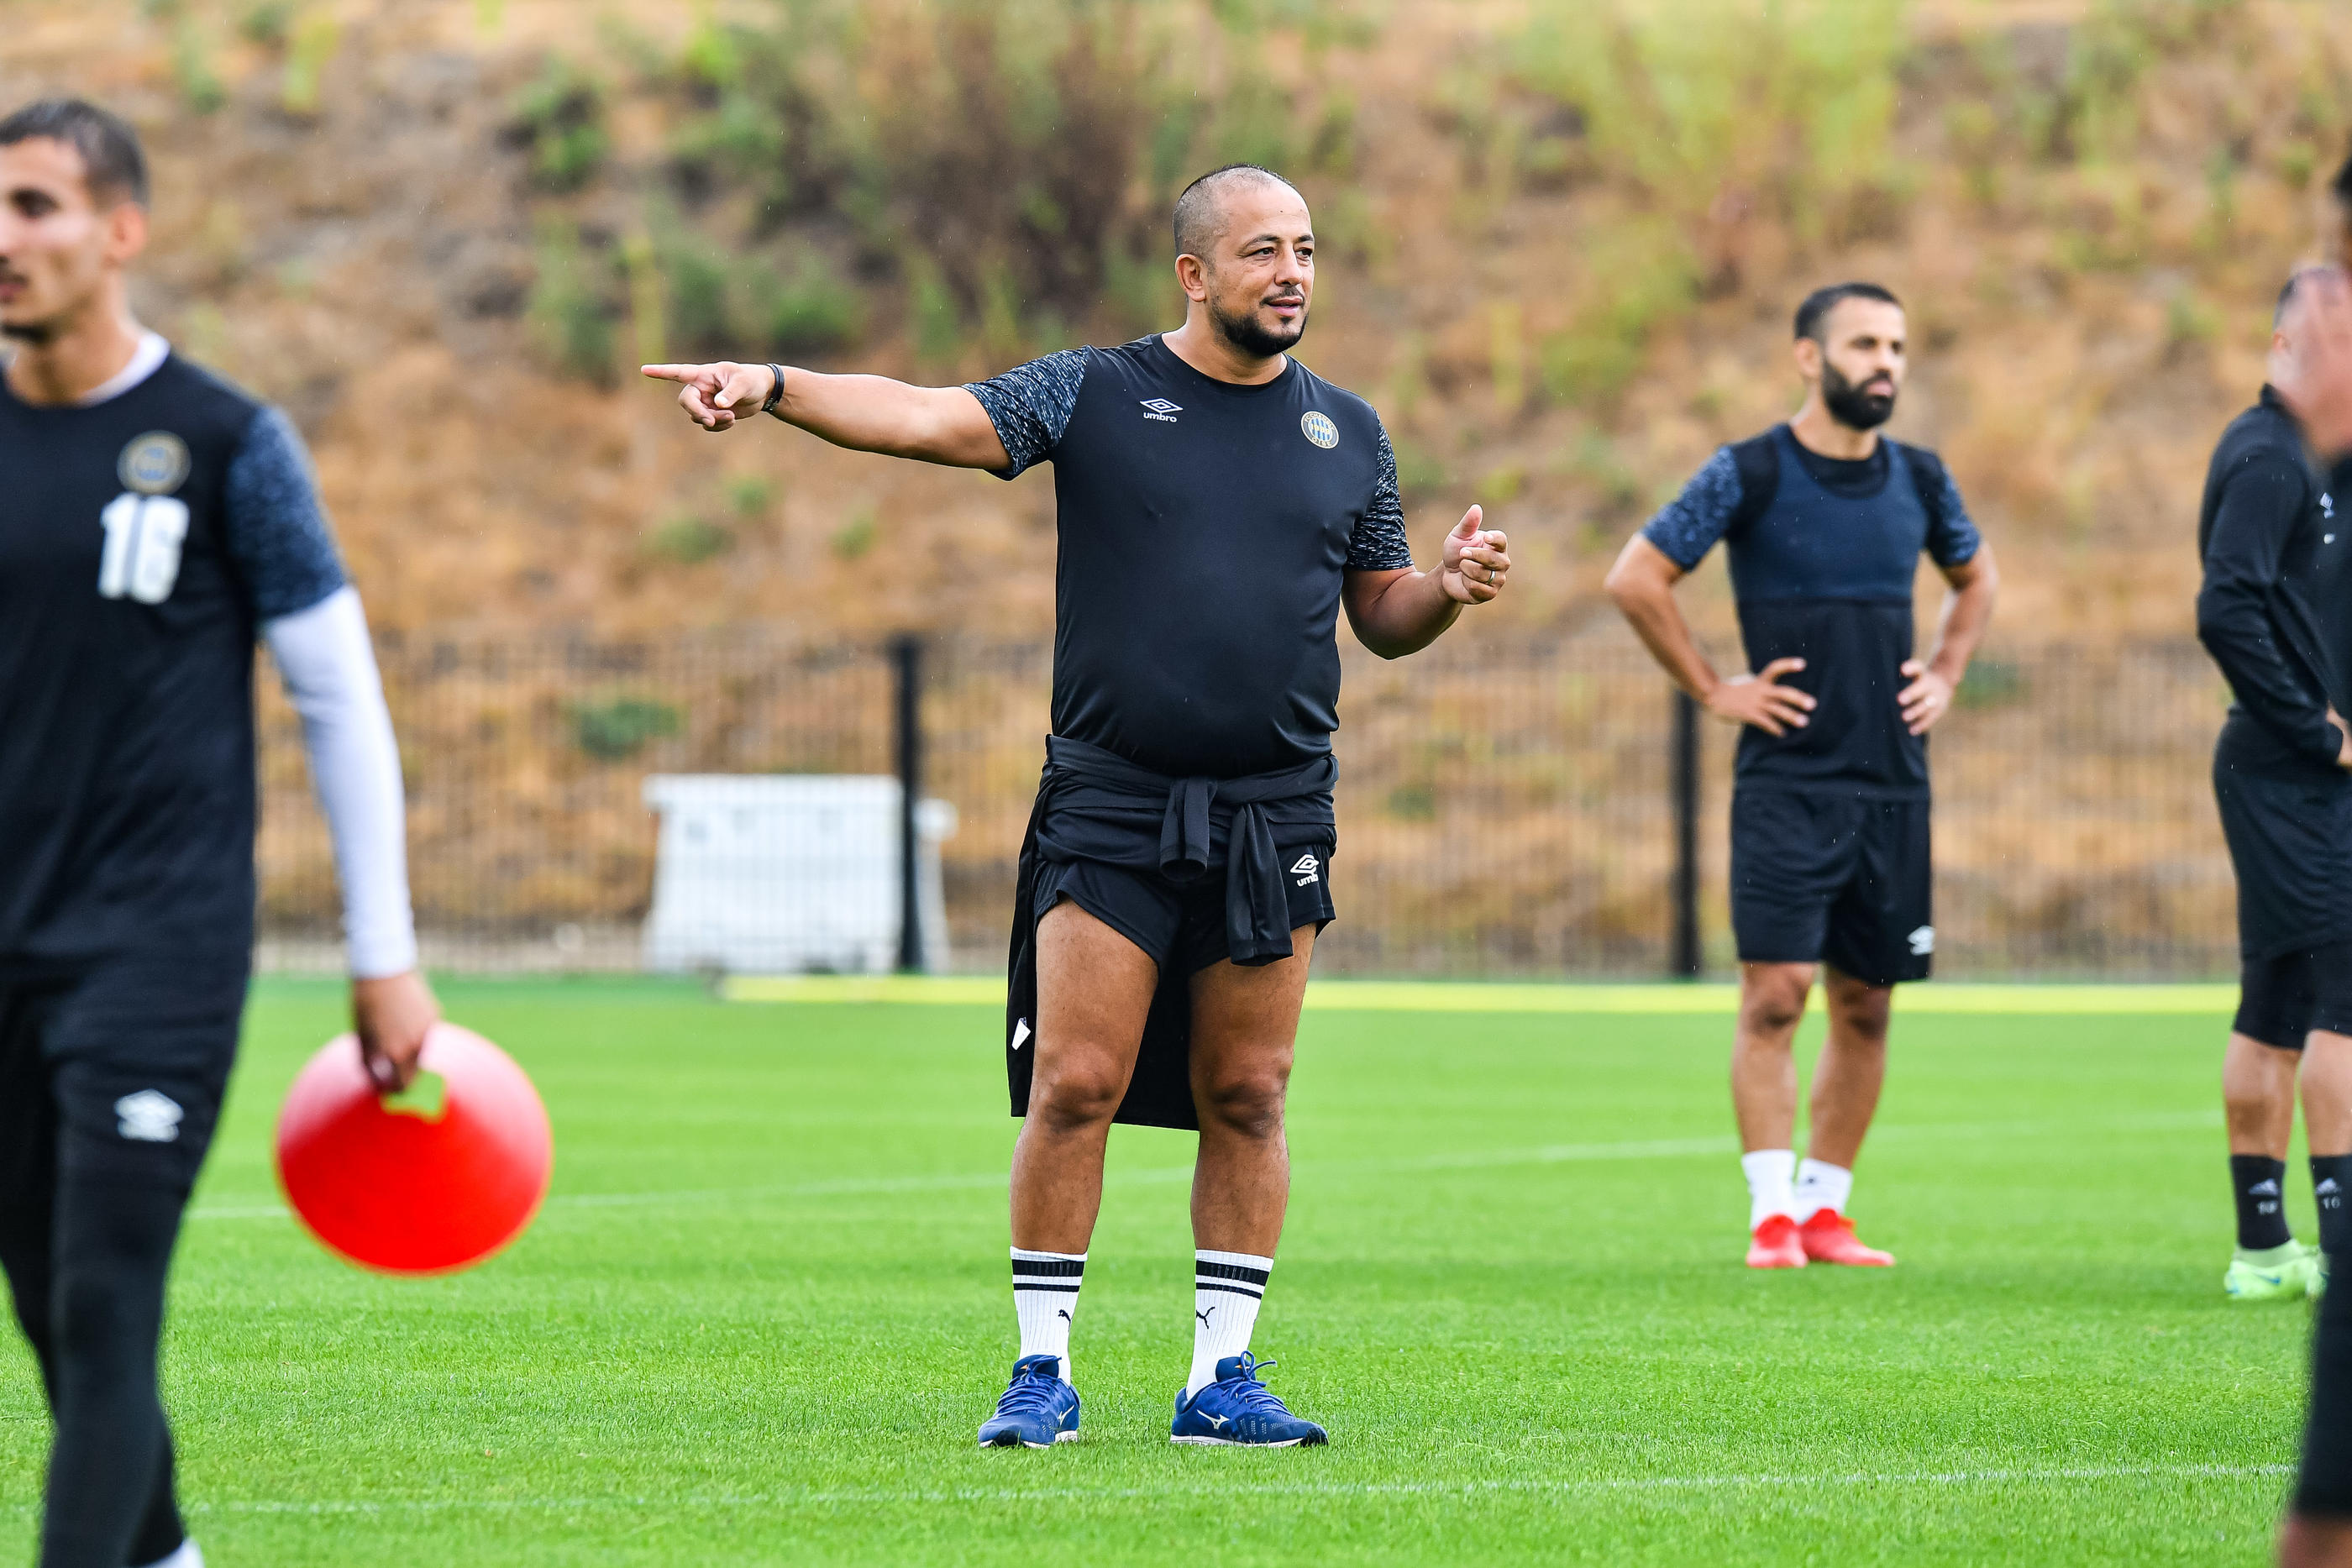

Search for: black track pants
xmin=1 ymin=1176 xmax=191 ymax=1566
xmin=0 ymin=958 xmax=244 ymax=1568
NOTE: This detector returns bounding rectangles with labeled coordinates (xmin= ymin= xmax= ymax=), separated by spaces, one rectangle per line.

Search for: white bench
xmin=642 ymin=774 xmax=957 ymax=974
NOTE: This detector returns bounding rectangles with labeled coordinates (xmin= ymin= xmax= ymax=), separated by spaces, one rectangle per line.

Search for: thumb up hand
xmin=1440 ymin=506 xmax=1510 ymax=604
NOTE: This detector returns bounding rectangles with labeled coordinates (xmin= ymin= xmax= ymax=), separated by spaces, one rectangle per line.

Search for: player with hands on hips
xmin=1607 ymin=280 xmax=1997 ymax=1272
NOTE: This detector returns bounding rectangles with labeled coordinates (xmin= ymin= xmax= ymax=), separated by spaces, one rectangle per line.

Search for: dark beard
xmin=1210 ymin=296 xmax=1306 ymax=359
xmin=1821 ymin=359 xmax=1896 ymax=430
xmin=0 ymin=319 xmax=55 ymax=347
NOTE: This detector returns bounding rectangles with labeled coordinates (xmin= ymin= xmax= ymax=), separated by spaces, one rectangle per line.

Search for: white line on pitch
xmin=139 ymin=1460 xmax=2288 ymax=1515
xmin=183 ymin=1109 xmax=2220 ymax=1224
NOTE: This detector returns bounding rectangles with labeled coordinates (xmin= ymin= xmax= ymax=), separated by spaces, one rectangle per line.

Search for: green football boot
xmin=2225 ymin=1240 xmax=2321 ymax=1302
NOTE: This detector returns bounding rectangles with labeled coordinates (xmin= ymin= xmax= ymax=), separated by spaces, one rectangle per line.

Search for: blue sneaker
xmin=1170 ymin=1353 xmax=1328 ymax=1446
xmin=978 ymin=1353 xmax=1080 ymax=1448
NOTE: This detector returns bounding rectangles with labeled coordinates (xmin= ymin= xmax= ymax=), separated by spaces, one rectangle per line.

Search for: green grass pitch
xmin=0 ymin=979 xmax=2319 ymax=1565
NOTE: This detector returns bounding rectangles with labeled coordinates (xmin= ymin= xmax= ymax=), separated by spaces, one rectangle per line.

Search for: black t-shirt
xmin=967 ymin=335 xmax=1411 ymax=778
xmin=2328 ymin=452 xmax=2352 ymax=719
xmin=2197 ymin=387 xmax=2349 ymax=774
xmin=0 ymin=352 xmax=346 ymax=965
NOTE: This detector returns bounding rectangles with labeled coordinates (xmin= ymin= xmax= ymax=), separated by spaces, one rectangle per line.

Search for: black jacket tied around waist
xmin=1005 ymin=736 xmax=1338 ymax=1130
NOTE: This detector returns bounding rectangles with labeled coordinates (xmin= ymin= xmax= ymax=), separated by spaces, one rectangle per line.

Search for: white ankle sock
xmin=1187 ymin=1249 xmax=1272 ymax=1398
xmin=1793 ymin=1159 xmax=1853 ymax=1223
xmin=1011 ymin=1248 xmax=1084 ymax=1383
xmin=1741 ymin=1149 xmax=1796 ymax=1231
xmin=135 ymin=1543 xmax=203 ymax=1568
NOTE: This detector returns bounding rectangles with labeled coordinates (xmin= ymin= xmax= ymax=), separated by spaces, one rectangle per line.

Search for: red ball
xmin=275 ymin=1023 xmax=553 ymax=1275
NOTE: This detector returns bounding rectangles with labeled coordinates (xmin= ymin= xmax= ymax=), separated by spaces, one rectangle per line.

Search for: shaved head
xmin=2278 ymin=266 xmax=2331 ymax=328
xmin=1172 ymin=164 xmax=1304 ymax=262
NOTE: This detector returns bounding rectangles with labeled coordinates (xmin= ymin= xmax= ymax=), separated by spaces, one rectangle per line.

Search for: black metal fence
xmin=254 ymin=631 xmax=2240 ymax=979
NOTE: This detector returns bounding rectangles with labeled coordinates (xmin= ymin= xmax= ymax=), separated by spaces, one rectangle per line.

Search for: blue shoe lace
xmin=993 ymin=1363 xmax=1066 ymax=1421
xmin=1217 ymin=1352 xmax=1296 ymax=1419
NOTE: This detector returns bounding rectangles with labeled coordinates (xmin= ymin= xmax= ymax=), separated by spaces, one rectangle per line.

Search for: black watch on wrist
xmin=761 ymin=364 xmax=786 ymax=417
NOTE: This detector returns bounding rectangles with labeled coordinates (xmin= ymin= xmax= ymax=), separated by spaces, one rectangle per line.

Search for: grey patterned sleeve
xmin=223 ymin=406 xmax=349 ymax=622
xmin=1909 ymin=448 xmax=1984 ymax=569
xmin=1347 ymin=426 xmax=1414 ymax=571
xmin=1638 ymin=447 xmax=1743 ymax=570
xmin=963 ymin=349 xmax=1091 ymax=480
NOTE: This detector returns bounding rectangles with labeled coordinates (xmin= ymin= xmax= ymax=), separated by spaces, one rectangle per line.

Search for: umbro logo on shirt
xmin=1291 ymin=852 xmax=1320 ymax=886
xmin=1139 ymin=399 xmax=1181 ymax=422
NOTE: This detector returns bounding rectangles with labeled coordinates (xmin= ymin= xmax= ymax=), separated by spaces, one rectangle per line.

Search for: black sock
xmin=2234 ymin=1155 xmax=2292 ymax=1251
xmin=2315 ymin=1156 xmax=2352 ymax=1255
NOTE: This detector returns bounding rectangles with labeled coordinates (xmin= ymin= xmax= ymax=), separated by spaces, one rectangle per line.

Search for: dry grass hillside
xmin=8 ymin=0 xmax=2352 ymax=650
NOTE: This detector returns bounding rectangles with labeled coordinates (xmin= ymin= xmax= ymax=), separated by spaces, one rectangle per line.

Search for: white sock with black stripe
xmin=1011 ymin=1248 xmax=1084 ymax=1384
xmin=1187 ymin=1249 xmax=1272 ymax=1397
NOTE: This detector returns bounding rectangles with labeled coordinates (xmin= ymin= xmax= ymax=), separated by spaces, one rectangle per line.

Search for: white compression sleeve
xmin=261 ymin=586 xmax=419 ymax=978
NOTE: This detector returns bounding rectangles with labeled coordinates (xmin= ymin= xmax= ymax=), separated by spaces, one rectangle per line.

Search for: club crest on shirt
xmin=118 ymin=431 xmax=191 ymax=496
xmin=1300 ymin=411 xmax=1338 ymax=449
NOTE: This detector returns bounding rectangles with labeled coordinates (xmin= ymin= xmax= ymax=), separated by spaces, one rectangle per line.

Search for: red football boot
xmin=1746 ymin=1214 xmax=1808 ymax=1269
xmin=1798 ymin=1209 xmax=1894 ymax=1266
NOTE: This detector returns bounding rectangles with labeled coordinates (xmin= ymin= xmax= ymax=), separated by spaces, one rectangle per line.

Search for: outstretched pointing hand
xmin=1440 ymin=506 xmax=1511 ymax=605
xmin=641 ymin=361 xmax=779 ymax=433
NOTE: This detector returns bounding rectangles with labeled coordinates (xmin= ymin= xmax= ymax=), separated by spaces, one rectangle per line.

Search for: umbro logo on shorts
xmin=114 ymin=1089 xmax=184 ymax=1143
xmin=1291 ymin=852 xmax=1320 ymax=886
xmin=1907 ymin=925 xmax=1935 ymax=956
xmin=1011 ymin=1018 xmax=1032 ymax=1051
xmin=1139 ymin=399 xmax=1181 ymax=422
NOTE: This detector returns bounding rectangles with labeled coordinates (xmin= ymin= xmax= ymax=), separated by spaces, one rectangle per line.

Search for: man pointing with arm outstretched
xmin=645 ymin=163 xmax=1508 ymax=1449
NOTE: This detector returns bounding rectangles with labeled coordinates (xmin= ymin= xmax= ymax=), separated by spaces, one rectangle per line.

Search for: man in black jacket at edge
xmin=641 ymin=165 xmax=1509 ymax=1450
xmin=2278 ymin=150 xmax=2352 ymax=1568
xmin=2202 ymin=273 xmax=2352 ymax=1314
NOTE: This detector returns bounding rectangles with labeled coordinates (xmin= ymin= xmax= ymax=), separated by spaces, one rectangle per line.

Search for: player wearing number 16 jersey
xmin=0 ymin=100 xmax=437 ymax=1568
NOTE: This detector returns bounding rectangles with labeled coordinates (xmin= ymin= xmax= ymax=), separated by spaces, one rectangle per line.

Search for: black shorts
xmin=2236 ymin=940 xmax=2352 ymax=1050
xmin=2213 ymin=747 xmax=2352 ymax=963
xmin=1730 ymin=788 xmax=1932 ymax=987
xmin=1035 ymin=844 xmax=1336 ymax=975
xmin=0 ymin=953 xmax=248 ymax=1202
